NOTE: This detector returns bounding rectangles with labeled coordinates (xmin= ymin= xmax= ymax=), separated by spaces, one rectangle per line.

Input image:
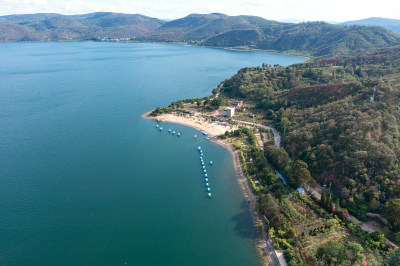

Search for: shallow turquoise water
xmin=0 ymin=42 xmax=306 ymax=265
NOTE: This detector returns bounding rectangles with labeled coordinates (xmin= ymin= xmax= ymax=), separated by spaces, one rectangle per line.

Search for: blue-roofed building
xmin=275 ymin=170 xmax=289 ymax=188
xmin=297 ymin=187 xmax=305 ymax=195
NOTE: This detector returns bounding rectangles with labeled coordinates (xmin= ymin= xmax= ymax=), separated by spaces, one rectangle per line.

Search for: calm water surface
xmin=0 ymin=42 xmax=306 ymax=265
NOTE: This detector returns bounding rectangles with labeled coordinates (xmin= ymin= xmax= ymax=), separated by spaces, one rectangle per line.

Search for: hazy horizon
xmin=0 ymin=10 xmax=399 ymax=24
xmin=1 ymin=0 xmax=399 ymax=22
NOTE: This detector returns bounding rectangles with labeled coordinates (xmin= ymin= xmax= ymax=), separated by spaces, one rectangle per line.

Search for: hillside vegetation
xmin=0 ymin=12 xmax=165 ymax=41
xmin=219 ymin=46 xmax=400 ymax=231
xmin=1 ymin=12 xmax=400 ymax=56
xmin=340 ymin=17 xmax=400 ymax=34
xmin=146 ymin=13 xmax=400 ymax=56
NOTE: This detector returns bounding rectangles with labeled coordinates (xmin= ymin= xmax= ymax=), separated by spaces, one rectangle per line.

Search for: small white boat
xmin=206 ymin=183 xmax=209 ymax=187
xmin=194 ymin=135 xmax=197 ymax=138
xmin=156 ymin=125 xmax=159 ymax=128
xmin=210 ymin=161 xmax=213 ymax=165
xmin=177 ymin=132 xmax=181 ymax=136
xmin=208 ymin=193 xmax=212 ymax=198
xmin=168 ymin=129 xmax=171 ymax=132
xmin=207 ymin=188 xmax=211 ymax=192
xmin=197 ymin=146 xmax=201 ymax=150
xmin=205 ymin=178 xmax=208 ymax=182
xmin=159 ymin=127 xmax=163 ymax=131
xmin=172 ymin=131 xmax=175 ymax=134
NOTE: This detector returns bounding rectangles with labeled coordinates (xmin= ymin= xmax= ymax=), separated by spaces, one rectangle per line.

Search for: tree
xmin=346 ymin=242 xmax=363 ymax=264
xmin=321 ymin=189 xmax=327 ymax=206
xmin=383 ymin=198 xmax=400 ymax=227
xmin=387 ymin=248 xmax=400 ymax=266
xmin=316 ymin=240 xmax=346 ymax=265
xmin=335 ymin=198 xmax=340 ymax=211
xmin=280 ymin=117 xmax=291 ymax=133
xmin=289 ymin=160 xmax=311 ymax=187
xmin=210 ymin=98 xmax=223 ymax=108
xmin=327 ymin=194 xmax=333 ymax=211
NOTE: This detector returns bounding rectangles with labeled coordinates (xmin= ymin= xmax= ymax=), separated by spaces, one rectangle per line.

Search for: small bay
xmin=0 ymin=42 xmax=306 ymax=265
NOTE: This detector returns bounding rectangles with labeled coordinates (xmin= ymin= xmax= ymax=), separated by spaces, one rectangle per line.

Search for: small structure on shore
xmin=223 ymin=107 xmax=235 ymax=117
xmin=276 ymin=170 xmax=289 ymax=188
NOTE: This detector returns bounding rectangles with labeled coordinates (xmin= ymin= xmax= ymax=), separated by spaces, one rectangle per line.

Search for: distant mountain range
xmin=1 ymin=12 xmax=400 ymax=56
xmin=0 ymin=12 xmax=164 ymax=41
xmin=340 ymin=17 xmax=400 ymax=34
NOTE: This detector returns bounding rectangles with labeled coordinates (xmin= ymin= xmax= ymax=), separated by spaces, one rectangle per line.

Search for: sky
xmin=1 ymin=0 xmax=400 ymax=22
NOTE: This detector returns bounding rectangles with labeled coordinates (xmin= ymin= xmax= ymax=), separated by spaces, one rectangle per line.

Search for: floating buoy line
xmin=155 ymin=124 xmax=181 ymax=137
xmin=155 ymin=124 xmax=214 ymax=198
xmin=198 ymin=146 xmax=213 ymax=198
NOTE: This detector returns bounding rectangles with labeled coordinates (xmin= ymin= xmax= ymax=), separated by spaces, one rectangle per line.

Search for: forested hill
xmin=0 ymin=12 xmax=165 ymax=41
xmin=145 ymin=13 xmax=400 ymax=56
xmin=1 ymin=12 xmax=400 ymax=56
xmin=340 ymin=17 xmax=400 ymax=34
xmin=219 ymin=46 xmax=400 ymax=228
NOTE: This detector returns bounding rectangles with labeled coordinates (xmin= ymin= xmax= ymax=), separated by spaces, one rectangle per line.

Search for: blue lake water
xmin=0 ymin=42 xmax=306 ymax=265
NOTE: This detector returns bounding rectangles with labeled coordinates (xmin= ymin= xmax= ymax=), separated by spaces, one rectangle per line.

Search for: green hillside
xmin=0 ymin=12 xmax=165 ymax=41
xmin=340 ymin=17 xmax=400 ymax=34
xmin=146 ymin=13 xmax=400 ymax=56
xmin=2 ymin=12 xmax=399 ymax=56
xmin=219 ymin=46 xmax=400 ymax=229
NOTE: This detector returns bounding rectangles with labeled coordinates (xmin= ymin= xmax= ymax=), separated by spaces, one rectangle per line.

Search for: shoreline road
xmin=234 ymin=120 xmax=281 ymax=147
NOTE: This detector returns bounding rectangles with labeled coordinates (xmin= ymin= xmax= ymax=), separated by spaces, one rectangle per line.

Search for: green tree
xmin=383 ymin=198 xmax=400 ymax=227
xmin=289 ymin=160 xmax=311 ymax=187
xmin=210 ymin=98 xmax=223 ymax=108
xmin=280 ymin=117 xmax=291 ymax=133
xmin=316 ymin=240 xmax=346 ymax=265
xmin=321 ymin=189 xmax=327 ymax=206
xmin=387 ymin=248 xmax=400 ymax=266
xmin=346 ymin=242 xmax=363 ymax=264
xmin=327 ymin=194 xmax=333 ymax=211
xmin=335 ymin=198 xmax=340 ymax=211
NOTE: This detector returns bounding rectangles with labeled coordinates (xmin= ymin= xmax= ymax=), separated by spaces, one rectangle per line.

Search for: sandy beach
xmin=144 ymin=111 xmax=274 ymax=265
xmin=146 ymin=112 xmax=238 ymax=136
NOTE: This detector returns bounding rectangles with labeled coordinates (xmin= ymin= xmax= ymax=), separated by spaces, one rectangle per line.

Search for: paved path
xmin=234 ymin=120 xmax=281 ymax=147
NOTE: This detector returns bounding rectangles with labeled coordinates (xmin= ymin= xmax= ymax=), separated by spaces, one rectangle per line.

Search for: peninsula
xmin=146 ymin=45 xmax=400 ymax=265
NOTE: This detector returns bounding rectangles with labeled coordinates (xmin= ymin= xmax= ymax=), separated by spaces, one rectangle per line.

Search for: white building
xmin=223 ymin=107 xmax=235 ymax=117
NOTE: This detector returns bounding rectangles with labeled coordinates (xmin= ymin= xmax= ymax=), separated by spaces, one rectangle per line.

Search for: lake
xmin=0 ymin=42 xmax=306 ymax=265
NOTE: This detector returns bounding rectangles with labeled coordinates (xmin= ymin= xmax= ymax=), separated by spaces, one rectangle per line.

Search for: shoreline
xmin=144 ymin=111 xmax=273 ymax=265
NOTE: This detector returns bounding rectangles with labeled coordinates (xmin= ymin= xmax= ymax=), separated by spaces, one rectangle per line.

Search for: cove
xmin=0 ymin=42 xmax=306 ymax=265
